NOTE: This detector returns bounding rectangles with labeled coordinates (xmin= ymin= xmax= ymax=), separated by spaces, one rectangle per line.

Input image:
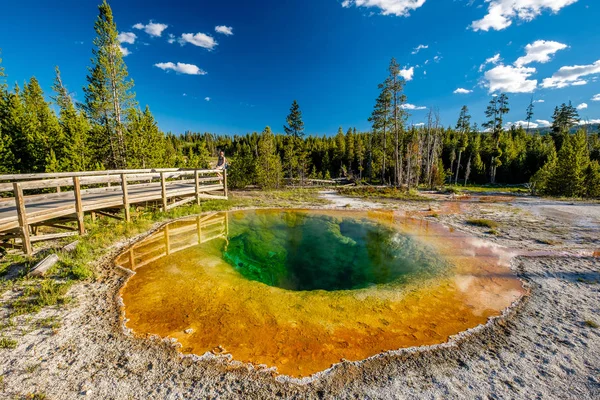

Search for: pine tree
xmin=387 ymin=58 xmax=408 ymax=186
xmin=0 ymin=51 xmax=15 ymax=172
xmin=334 ymin=127 xmax=346 ymax=175
xmin=526 ymin=96 xmax=534 ymax=133
xmin=356 ymin=134 xmax=365 ymax=180
xmin=345 ymin=127 xmax=355 ymax=173
xmin=369 ymin=79 xmax=392 ymax=183
xmin=283 ymin=100 xmax=304 ymax=139
xmin=126 ymin=106 xmax=167 ymax=168
xmin=548 ymin=130 xmax=589 ymax=196
xmin=584 ymin=160 xmax=600 ymax=198
xmin=551 ymin=102 xmax=580 ymax=150
xmin=455 ymin=105 xmax=471 ymax=184
xmin=256 ymin=126 xmax=282 ymax=189
xmin=52 ymin=66 xmax=90 ymax=171
xmin=83 ymin=0 xmax=136 ymax=168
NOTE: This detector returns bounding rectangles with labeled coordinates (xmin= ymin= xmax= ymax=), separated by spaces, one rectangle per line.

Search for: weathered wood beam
xmin=13 ymin=182 xmax=32 ymax=256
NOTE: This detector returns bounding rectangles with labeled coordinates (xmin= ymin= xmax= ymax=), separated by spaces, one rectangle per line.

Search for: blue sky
xmin=0 ymin=0 xmax=599 ymax=135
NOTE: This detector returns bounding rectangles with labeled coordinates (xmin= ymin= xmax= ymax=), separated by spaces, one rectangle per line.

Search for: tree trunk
xmin=455 ymin=150 xmax=462 ymax=185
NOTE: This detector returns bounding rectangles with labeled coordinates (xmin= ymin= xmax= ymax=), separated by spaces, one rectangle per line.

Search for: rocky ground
xmin=0 ymin=190 xmax=598 ymax=399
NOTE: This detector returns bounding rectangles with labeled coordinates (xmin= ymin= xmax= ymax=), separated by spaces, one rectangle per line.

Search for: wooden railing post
xmin=13 ymin=182 xmax=32 ymax=256
xmin=194 ymin=170 xmax=201 ymax=206
xmin=121 ymin=174 xmax=131 ymax=222
xmin=160 ymin=172 xmax=168 ymax=212
xmin=223 ymin=169 xmax=228 ymax=199
xmin=72 ymin=177 xmax=85 ymax=235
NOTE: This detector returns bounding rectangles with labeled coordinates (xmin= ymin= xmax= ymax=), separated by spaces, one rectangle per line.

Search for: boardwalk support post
xmin=73 ymin=177 xmax=85 ymax=235
xmin=13 ymin=182 xmax=32 ymax=256
xmin=160 ymin=172 xmax=168 ymax=212
xmin=121 ymin=174 xmax=131 ymax=222
xmin=223 ymin=169 xmax=228 ymax=199
xmin=195 ymin=170 xmax=201 ymax=206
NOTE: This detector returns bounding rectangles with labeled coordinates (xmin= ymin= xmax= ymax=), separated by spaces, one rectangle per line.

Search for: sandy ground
xmin=0 ymin=190 xmax=599 ymax=399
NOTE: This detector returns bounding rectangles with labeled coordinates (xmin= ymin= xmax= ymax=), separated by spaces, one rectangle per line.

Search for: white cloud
xmin=454 ymin=88 xmax=473 ymax=94
xmin=592 ymin=94 xmax=600 ymax=101
xmin=577 ymin=103 xmax=588 ymax=110
xmin=536 ymin=119 xmax=552 ymax=127
xmin=399 ymin=66 xmax=414 ymax=81
xmin=514 ymin=40 xmax=567 ymax=67
xmin=412 ymin=44 xmax=428 ymax=54
xmin=215 ymin=26 xmax=233 ymax=35
xmin=401 ymin=103 xmax=427 ymax=110
xmin=118 ymin=32 xmax=137 ymax=45
xmin=205 ymin=97 xmax=211 ymax=102
xmin=541 ymin=60 xmax=600 ymax=88
xmin=118 ymin=45 xmax=130 ymax=57
xmin=471 ymin=0 xmax=579 ymax=32
xmin=179 ymin=33 xmax=218 ymax=50
xmin=579 ymin=119 xmax=600 ymax=125
xmin=508 ymin=120 xmax=539 ymax=129
xmin=412 ymin=122 xmax=425 ymax=126
xmin=479 ymin=53 xmax=501 ymax=72
xmin=133 ymin=21 xmax=168 ymax=37
xmin=154 ymin=62 xmax=207 ymax=75
xmin=534 ymin=99 xmax=545 ymax=103
xmin=433 ymin=55 xmax=441 ymax=63
xmin=483 ymin=64 xmax=537 ymax=93
xmin=341 ymin=0 xmax=427 ymax=17
xmin=167 ymin=34 xmax=176 ymax=44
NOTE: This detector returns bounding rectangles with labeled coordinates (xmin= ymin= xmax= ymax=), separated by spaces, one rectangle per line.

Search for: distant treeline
xmin=0 ymin=1 xmax=598 ymax=198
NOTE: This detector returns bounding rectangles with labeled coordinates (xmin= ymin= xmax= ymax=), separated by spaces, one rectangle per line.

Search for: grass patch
xmin=584 ymin=320 xmax=598 ymax=328
xmin=466 ymin=218 xmax=499 ymax=229
xmin=0 ymin=336 xmax=17 ymax=349
xmin=459 ymin=184 xmax=528 ymax=194
xmin=336 ymin=186 xmax=427 ymax=201
xmin=9 ymin=280 xmax=72 ymax=317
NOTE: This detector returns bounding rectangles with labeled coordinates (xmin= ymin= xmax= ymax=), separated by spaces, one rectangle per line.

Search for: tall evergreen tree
xmin=0 ymin=50 xmax=15 ymax=172
xmin=256 ymin=126 xmax=282 ymax=189
xmin=369 ymin=79 xmax=392 ymax=183
xmin=52 ymin=66 xmax=90 ymax=171
xmin=83 ymin=0 xmax=136 ymax=168
xmin=455 ymin=105 xmax=471 ymax=184
xmin=126 ymin=105 xmax=168 ymax=168
xmin=526 ymin=96 xmax=534 ymax=133
xmin=387 ymin=58 xmax=408 ymax=186
xmin=283 ymin=100 xmax=304 ymax=139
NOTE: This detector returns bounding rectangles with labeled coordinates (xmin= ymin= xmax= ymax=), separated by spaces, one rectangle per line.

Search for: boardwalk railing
xmin=0 ymin=168 xmax=227 ymax=255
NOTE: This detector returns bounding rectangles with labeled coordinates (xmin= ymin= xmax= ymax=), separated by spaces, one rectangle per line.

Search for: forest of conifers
xmin=0 ymin=1 xmax=599 ymax=198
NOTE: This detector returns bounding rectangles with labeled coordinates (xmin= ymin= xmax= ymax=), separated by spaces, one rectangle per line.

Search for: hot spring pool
xmin=116 ymin=209 xmax=525 ymax=377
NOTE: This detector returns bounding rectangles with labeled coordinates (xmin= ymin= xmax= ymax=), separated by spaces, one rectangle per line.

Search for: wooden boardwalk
xmin=0 ymin=168 xmax=227 ymax=255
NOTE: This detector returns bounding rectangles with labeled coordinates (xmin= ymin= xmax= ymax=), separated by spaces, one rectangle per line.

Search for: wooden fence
xmin=0 ymin=168 xmax=227 ymax=255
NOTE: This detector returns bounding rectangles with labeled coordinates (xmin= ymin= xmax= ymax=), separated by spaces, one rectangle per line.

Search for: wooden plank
xmin=121 ymin=174 xmax=130 ymax=222
xmin=223 ymin=168 xmax=228 ymax=198
xmin=165 ymin=196 xmax=196 ymax=210
xmin=73 ymin=176 xmax=85 ymax=235
xmin=13 ymin=182 xmax=32 ymax=256
xmin=29 ymin=231 xmax=78 ymax=242
xmin=29 ymin=254 xmax=59 ymax=277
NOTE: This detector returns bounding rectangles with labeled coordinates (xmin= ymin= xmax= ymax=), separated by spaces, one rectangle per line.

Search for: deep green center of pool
xmin=223 ymin=211 xmax=448 ymax=291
